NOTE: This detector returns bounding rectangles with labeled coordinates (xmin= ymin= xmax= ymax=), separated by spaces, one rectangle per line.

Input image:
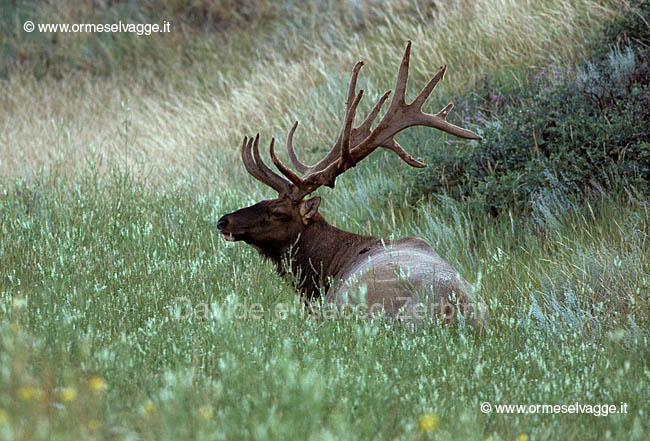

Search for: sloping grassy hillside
xmin=0 ymin=1 xmax=648 ymax=440
xmin=1 ymin=0 xmax=623 ymax=184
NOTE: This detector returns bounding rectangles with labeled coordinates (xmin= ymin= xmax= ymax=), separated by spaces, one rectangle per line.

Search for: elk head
xmin=218 ymin=41 xmax=481 ymax=253
xmin=217 ymin=186 xmax=321 ymax=257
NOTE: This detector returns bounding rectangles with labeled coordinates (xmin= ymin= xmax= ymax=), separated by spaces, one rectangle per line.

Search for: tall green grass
xmin=0 ymin=162 xmax=648 ymax=440
xmin=1 ymin=0 xmax=649 ymax=440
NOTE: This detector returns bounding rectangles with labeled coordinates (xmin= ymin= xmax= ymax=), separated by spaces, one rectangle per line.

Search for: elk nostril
xmin=217 ymin=217 xmax=228 ymax=231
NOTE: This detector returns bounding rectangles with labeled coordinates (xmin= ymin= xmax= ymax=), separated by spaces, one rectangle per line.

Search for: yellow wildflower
xmin=517 ymin=435 xmax=529 ymax=441
xmin=88 ymin=419 xmax=100 ymax=431
xmin=198 ymin=404 xmax=213 ymax=420
xmin=141 ymin=400 xmax=156 ymax=415
xmin=418 ymin=413 xmax=441 ymax=432
xmin=58 ymin=387 xmax=78 ymax=402
xmin=0 ymin=408 xmax=7 ymax=424
xmin=19 ymin=386 xmax=34 ymax=401
xmin=88 ymin=376 xmax=107 ymax=392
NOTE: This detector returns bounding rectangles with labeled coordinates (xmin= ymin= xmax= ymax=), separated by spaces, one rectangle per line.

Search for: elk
xmin=218 ymin=42 xmax=487 ymax=324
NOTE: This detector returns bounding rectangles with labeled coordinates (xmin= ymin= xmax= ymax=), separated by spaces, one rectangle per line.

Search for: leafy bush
xmin=590 ymin=0 xmax=650 ymax=59
xmin=411 ymin=5 xmax=650 ymax=215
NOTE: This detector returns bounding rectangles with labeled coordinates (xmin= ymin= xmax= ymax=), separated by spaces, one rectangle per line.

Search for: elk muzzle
xmin=217 ymin=215 xmax=236 ymax=241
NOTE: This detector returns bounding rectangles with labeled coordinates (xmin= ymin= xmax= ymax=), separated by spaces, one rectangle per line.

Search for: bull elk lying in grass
xmin=218 ymin=42 xmax=487 ymax=324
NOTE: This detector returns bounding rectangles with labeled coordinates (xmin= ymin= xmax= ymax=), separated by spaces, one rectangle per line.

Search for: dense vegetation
xmin=0 ymin=1 xmax=648 ymax=440
xmin=411 ymin=3 xmax=650 ymax=214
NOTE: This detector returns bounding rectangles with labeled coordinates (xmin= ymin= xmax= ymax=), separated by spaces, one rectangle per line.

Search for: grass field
xmin=1 ymin=0 xmax=649 ymax=440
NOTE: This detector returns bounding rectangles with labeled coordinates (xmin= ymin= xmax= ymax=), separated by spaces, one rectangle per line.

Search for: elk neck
xmin=263 ymin=213 xmax=378 ymax=301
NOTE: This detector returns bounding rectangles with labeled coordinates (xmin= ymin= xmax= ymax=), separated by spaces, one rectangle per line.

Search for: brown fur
xmin=219 ymin=42 xmax=487 ymax=324
xmin=218 ymin=196 xmax=487 ymax=324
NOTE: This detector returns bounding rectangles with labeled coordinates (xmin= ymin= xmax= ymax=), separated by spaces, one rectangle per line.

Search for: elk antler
xmin=241 ymin=134 xmax=293 ymax=196
xmin=242 ymin=41 xmax=481 ymax=201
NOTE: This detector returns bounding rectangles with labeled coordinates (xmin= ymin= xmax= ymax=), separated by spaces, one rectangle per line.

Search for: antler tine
xmin=346 ymin=62 xmax=364 ymax=112
xmin=412 ymin=64 xmax=446 ymax=110
xmin=383 ymin=138 xmax=427 ymax=168
xmin=357 ymin=90 xmax=391 ymax=134
xmin=389 ymin=40 xmax=412 ymax=110
xmin=252 ymin=134 xmax=295 ymax=194
xmin=289 ymin=60 xmax=368 ymax=177
xmin=241 ymin=136 xmax=269 ymax=184
xmin=270 ymin=137 xmax=304 ymax=186
xmin=338 ymin=61 xmax=366 ymax=166
xmin=413 ymin=102 xmax=481 ymax=139
xmin=339 ymin=88 xmax=364 ymax=167
xmin=240 ymin=134 xmax=293 ymax=195
xmin=286 ymin=121 xmax=310 ymax=174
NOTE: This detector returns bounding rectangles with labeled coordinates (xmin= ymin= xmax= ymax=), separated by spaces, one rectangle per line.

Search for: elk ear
xmin=299 ymin=197 xmax=321 ymax=225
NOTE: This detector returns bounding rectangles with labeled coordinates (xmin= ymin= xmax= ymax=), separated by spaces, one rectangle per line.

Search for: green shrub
xmin=411 ymin=6 xmax=650 ymax=215
xmin=590 ymin=0 xmax=650 ymax=59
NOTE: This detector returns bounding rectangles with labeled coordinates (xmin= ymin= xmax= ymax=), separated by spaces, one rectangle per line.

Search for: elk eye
xmin=271 ymin=211 xmax=290 ymax=221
